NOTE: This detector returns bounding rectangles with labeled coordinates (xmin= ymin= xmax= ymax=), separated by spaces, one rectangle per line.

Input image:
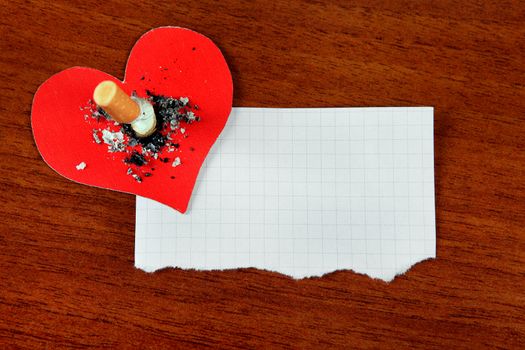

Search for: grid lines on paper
xmin=135 ymin=107 xmax=435 ymax=281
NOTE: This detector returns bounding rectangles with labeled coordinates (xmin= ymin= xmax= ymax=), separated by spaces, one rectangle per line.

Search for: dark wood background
xmin=1 ymin=0 xmax=524 ymax=348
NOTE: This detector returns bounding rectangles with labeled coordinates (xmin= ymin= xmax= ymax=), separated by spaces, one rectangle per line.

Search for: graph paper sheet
xmin=135 ymin=107 xmax=435 ymax=281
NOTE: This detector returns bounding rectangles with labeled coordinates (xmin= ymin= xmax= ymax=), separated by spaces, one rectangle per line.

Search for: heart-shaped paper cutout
xmin=32 ymin=27 xmax=233 ymax=213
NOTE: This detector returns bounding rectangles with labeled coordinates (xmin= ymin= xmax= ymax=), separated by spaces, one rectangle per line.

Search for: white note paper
xmin=135 ymin=107 xmax=435 ymax=281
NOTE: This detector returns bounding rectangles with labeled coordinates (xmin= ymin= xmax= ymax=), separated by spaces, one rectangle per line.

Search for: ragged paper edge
xmin=134 ymin=255 xmax=436 ymax=283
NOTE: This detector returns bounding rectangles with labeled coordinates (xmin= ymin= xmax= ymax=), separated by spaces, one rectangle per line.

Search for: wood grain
xmin=1 ymin=0 xmax=524 ymax=348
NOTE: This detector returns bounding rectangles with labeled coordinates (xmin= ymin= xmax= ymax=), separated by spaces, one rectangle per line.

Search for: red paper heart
xmin=31 ymin=27 xmax=233 ymax=213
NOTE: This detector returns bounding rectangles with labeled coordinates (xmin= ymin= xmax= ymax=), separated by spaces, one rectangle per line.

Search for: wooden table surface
xmin=1 ymin=1 xmax=524 ymax=348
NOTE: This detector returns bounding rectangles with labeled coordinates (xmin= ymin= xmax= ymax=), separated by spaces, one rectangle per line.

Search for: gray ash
xmin=85 ymin=92 xmax=200 ymax=182
xmin=124 ymin=151 xmax=147 ymax=166
xmin=147 ymin=91 xmax=199 ymax=125
xmin=92 ymin=130 xmax=102 ymax=144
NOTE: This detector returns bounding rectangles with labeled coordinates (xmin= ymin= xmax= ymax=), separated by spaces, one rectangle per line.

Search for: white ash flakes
xmin=76 ymin=162 xmax=87 ymax=170
xmin=172 ymin=157 xmax=181 ymax=167
xmin=186 ymin=111 xmax=196 ymax=122
xmin=92 ymin=130 xmax=102 ymax=144
xmin=101 ymin=129 xmax=125 ymax=152
xmin=179 ymin=97 xmax=189 ymax=106
xmin=126 ymin=168 xmax=142 ymax=183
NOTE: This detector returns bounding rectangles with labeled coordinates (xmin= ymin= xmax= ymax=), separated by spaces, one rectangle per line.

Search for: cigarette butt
xmin=93 ymin=81 xmax=140 ymax=124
